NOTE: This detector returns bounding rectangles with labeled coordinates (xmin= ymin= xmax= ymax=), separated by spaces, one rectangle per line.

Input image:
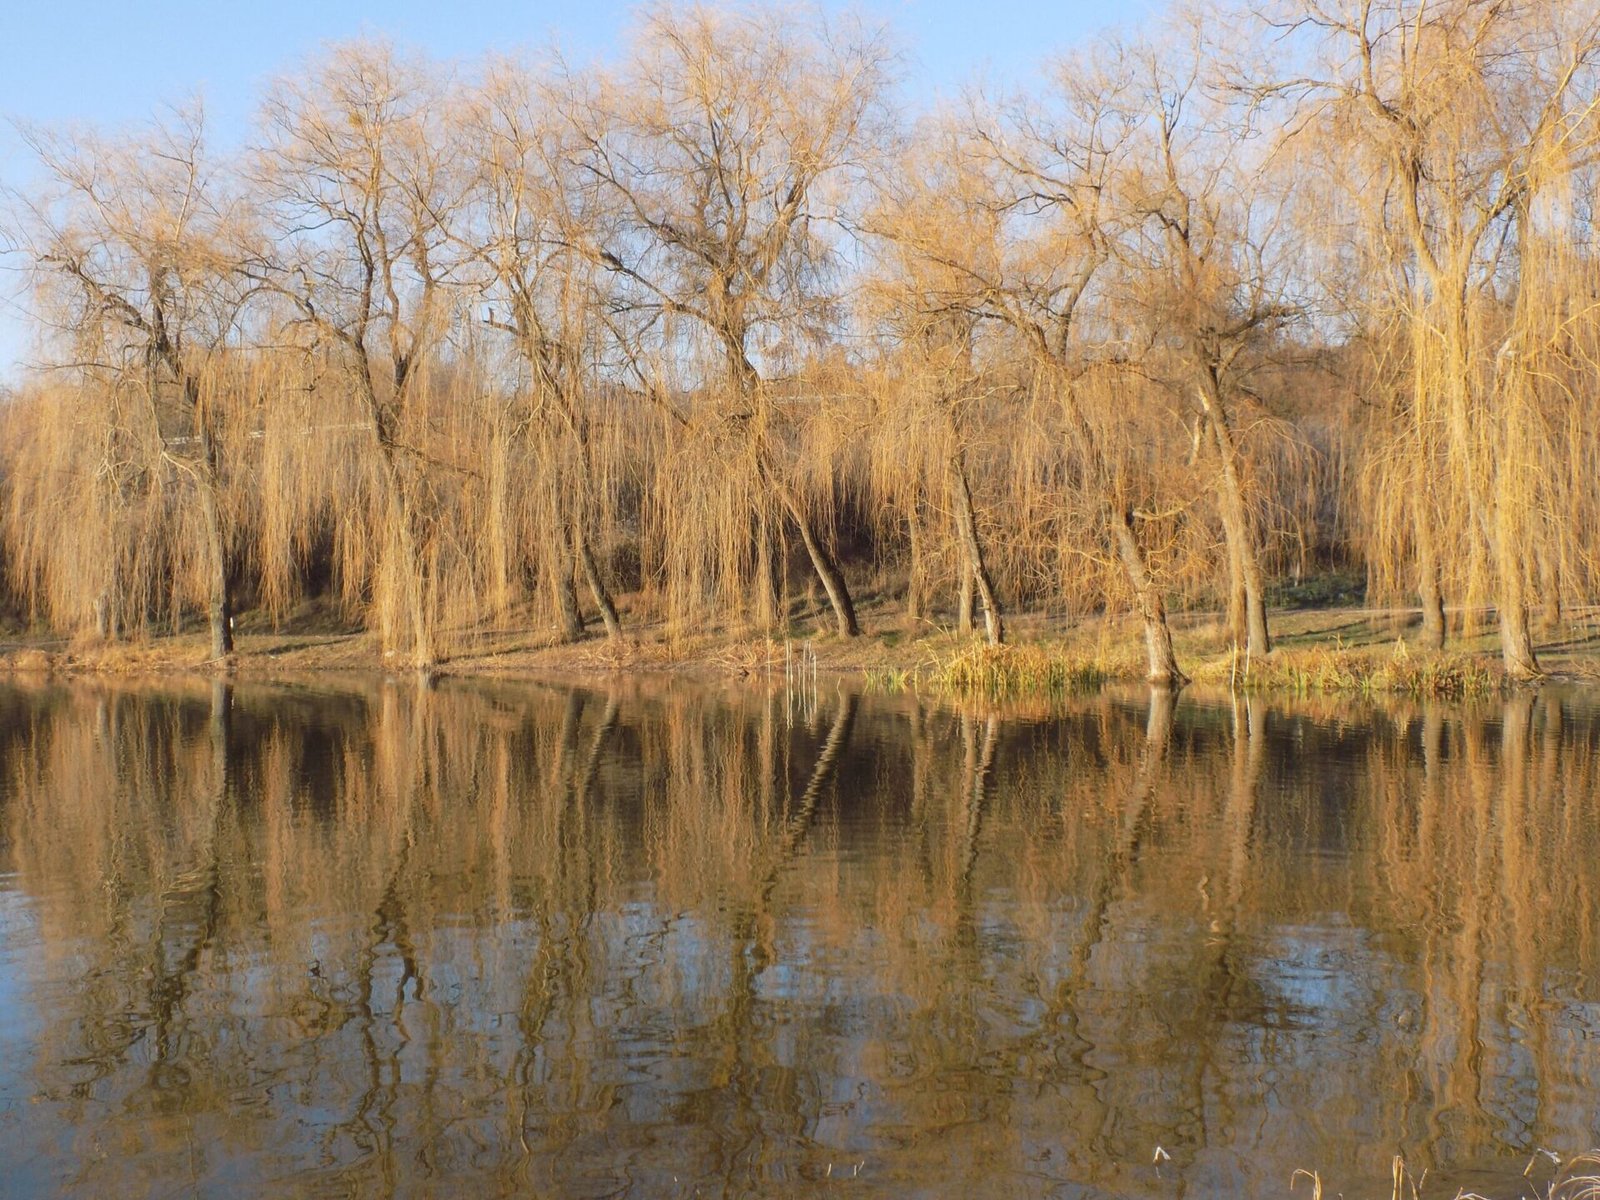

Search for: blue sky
xmin=0 ymin=0 xmax=1155 ymax=382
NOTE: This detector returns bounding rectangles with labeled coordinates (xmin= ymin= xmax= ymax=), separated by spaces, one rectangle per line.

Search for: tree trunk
xmin=1224 ymin=543 xmax=1246 ymax=650
xmin=957 ymin=561 xmax=975 ymax=637
xmin=565 ymin=389 xmax=622 ymax=641
xmin=199 ymin=493 xmax=233 ymax=659
xmin=1113 ymin=506 xmax=1187 ymax=686
xmin=729 ymin=343 xmax=856 ymax=638
xmin=575 ymin=526 xmax=622 ymax=641
xmin=950 ymin=451 xmax=1004 ymax=646
xmin=905 ymin=492 xmax=926 ymax=624
xmin=195 ymin=420 xmax=234 ymax=660
xmin=556 ymin=544 xmax=585 ymax=643
xmin=777 ymin=523 xmax=791 ymax=628
xmin=207 ymin=558 xmax=234 ymax=660
xmin=1494 ymin=488 xmax=1541 ymax=680
xmin=1414 ymin=493 xmax=1446 ymax=650
xmin=783 ymin=491 xmax=858 ymax=637
xmin=754 ymin=513 xmax=780 ymax=631
xmin=370 ymin=411 xmax=434 ymax=670
xmin=402 ymin=499 xmax=433 ymax=669
xmin=1200 ymin=386 xmax=1269 ymax=656
xmin=1497 ymin=558 xmax=1541 ymax=681
xmin=170 ymin=356 xmax=236 ymax=660
xmin=1439 ymin=293 xmax=1539 ymax=672
xmin=385 ymin=503 xmax=431 ymax=669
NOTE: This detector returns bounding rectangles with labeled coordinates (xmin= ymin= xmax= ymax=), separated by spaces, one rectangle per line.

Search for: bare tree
xmin=861 ymin=143 xmax=1011 ymax=645
xmin=254 ymin=42 xmax=471 ymax=668
xmin=1259 ymin=0 xmax=1600 ymax=678
xmin=463 ymin=59 xmax=627 ymax=641
xmin=1121 ymin=33 xmax=1299 ymax=658
xmin=11 ymin=108 xmax=253 ymax=657
xmin=6 ymin=5 xmax=1600 ymax=687
xmin=562 ymin=3 xmax=890 ymax=637
xmin=867 ymin=67 xmax=1189 ymax=683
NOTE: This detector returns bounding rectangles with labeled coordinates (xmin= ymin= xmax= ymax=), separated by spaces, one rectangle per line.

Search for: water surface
xmin=0 ymin=676 xmax=1597 ymax=1198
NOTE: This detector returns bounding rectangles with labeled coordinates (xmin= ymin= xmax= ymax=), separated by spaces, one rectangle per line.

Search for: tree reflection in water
xmin=0 ymin=678 xmax=1597 ymax=1198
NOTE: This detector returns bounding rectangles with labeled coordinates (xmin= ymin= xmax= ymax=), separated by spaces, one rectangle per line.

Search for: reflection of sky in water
xmin=0 ymin=888 xmax=50 ymax=1197
xmin=0 ymin=680 xmax=1597 ymax=1198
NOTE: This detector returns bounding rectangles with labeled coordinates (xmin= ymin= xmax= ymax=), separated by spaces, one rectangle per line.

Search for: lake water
xmin=0 ymin=676 xmax=1596 ymax=1198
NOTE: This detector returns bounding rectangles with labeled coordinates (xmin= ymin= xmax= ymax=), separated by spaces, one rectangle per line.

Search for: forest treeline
xmin=4 ymin=0 xmax=1600 ymax=679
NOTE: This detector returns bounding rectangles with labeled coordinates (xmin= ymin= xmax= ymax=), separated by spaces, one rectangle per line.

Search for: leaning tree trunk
xmin=950 ymin=449 xmax=1004 ymax=646
xmin=1113 ymin=506 xmax=1187 ymax=687
xmin=555 ymin=541 xmax=585 ymax=643
xmin=1055 ymin=371 xmax=1185 ymax=685
xmin=554 ymin=456 xmax=617 ymax=642
xmin=1200 ymin=385 xmax=1270 ymax=657
xmin=574 ymin=525 xmax=622 ymax=641
xmin=733 ymin=349 xmax=859 ymax=638
xmin=567 ymin=401 xmax=625 ymax=642
xmin=781 ymin=489 xmax=859 ymax=638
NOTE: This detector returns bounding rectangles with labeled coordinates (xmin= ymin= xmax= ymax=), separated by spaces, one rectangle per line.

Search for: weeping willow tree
xmin=461 ymin=58 xmax=629 ymax=642
xmin=860 ymin=140 xmax=1014 ymax=645
xmin=866 ymin=55 xmax=1191 ymax=682
xmin=1117 ymin=30 xmax=1306 ymax=658
xmin=6 ymin=109 xmax=255 ymax=656
xmin=1499 ymin=154 xmax=1600 ymax=632
xmin=867 ymin=351 xmax=1010 ymax=645
xmin=561 ymin=3 xmax=890 ymax=637
xmin=1267 ymin=0 xmax=1600 ymax=678
xmin=253 ymin=41 xmax=479 ymax=668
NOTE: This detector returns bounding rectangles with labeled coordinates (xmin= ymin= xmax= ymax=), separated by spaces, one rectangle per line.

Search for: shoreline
xmin=3 ymin=604 xmax=1598 ymax=697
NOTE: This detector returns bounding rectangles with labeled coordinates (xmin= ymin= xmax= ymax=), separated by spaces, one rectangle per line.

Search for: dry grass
xmin=1291 ymin=1148 xmax=1600 ymax=1200
xmin=862 ymin=640 xmax=1112 ymax=699
xmin=1187 ymin=643 xmax=1503 ymax=698
xmin=0 ymin=604 xmax=1562 ymax=702
xmin=1552 ymin=1151 xmax=1600 ymax=1200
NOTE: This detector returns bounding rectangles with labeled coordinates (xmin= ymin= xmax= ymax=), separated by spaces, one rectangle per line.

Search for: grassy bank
xmin=1 ymin=600 xmax=1596 ymax=697
xmin=870 ymin=638 xmax=1505 ymax=701
xmin=862 ymin=604 xmax=1599 ymax=700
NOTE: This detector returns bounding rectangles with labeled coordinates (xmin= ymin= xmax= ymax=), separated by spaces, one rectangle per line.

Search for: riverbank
xmin=2 ymin=601 xmax=1598 ymax=695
